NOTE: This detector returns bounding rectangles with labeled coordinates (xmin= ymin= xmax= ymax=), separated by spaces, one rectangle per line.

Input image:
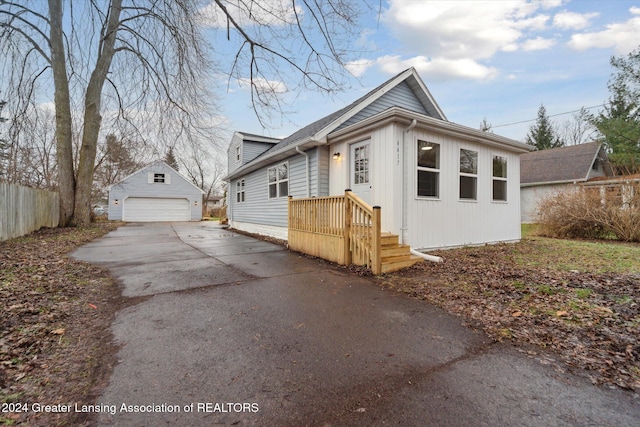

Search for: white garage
xmin=123 ymin=197 xmax=191 ymax=222
xmin=108 ymin=160 xmax=204 ymax=222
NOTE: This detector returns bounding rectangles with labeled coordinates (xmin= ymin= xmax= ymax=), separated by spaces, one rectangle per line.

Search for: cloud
xmin=198 ymin=0 xmax=301 ymax=28
xmin=382 ymin=0 xmax=556 ymax=60
xmin=567 ymin=7 xmax=640 ymax=53
xmin=521 ymin=37 xmax=556 ymax=51
xmin=375 ymin=55 xmax=498 ymax=81
xmin=345 ymin=59 xmax=374 ymax=77
xmin=553 ymin=10 xmax=599 ymax=30
xmin=238 ymin=77 xmax=288 ymax=94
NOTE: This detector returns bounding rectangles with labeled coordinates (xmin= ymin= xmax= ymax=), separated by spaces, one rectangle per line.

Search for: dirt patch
xmin=378 ymin=240 xmax=640 ymax=392
xmin=1 ymin=223 xmax=124 ymax=426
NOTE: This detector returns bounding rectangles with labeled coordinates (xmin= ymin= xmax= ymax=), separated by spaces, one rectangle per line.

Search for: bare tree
xmin=1 ymin=0 xmax=364 ymax=226
xmin=559 ymin=107 xmax=596 ymax=146
xmin=92 ymin=133 xmax=145 ymax=200
xmin=180 ymin=144 xmax=225 ymax=207
xmin=2 ymin=0 xmax=213 ymax=225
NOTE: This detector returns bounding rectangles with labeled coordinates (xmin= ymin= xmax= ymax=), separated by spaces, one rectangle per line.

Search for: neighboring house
xmin=224 ymin=68 xmax=532 ymax=251
xmin=205 ymin=195 xmax=224 ymax=210
xmin=108 ymin=160 xmax=204 ymax=222
xmin=520 ymin=142 xmax=612 ymax=223
xmin=581 ymin=174 xmax=640 ymax=207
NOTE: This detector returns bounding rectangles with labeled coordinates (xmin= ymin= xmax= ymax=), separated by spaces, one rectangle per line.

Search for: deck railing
xmin=288 ymin=190 xmax=381 ymax=274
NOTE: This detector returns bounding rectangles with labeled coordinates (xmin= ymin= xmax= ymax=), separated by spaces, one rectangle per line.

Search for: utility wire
xmin=491 ymin=103 xmax=607 ymax=129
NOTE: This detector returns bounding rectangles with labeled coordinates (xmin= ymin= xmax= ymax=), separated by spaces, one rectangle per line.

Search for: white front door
xmin=350 ymin=140 xmax=372 ymax=205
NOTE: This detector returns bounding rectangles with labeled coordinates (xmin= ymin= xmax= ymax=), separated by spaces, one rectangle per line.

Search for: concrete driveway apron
xmin=72 ymin=222 xmax=640 ymax=426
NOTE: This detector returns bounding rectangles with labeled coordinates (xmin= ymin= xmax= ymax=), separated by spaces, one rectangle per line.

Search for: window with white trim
xmin=268 ymin=163 xmax=288 ymax=198
xmin=153 ymin=173 xmax=166 ymax=183
xmin=492 ymin=155 xmax=508 ymax=201
xmin=236 ymin=146 xmax=241 ymax=161
xmin=459 ymin=149 xmax=478 ymax=200
xmin=236 ymin=179 xmax=245 ymax=203
xmin=417 ymin=140 xmax=440 ymax=198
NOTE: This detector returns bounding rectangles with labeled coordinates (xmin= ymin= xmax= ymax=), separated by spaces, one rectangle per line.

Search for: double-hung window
xmin=268 ymin=163 xmax=288 ymax=198
xmin=459 ymin=149 xmax=478 ymax=200
xmin=492 ymin=156 xmax=508 ymax=201
xmin=236 ymin=179 xmax=245 ymax=203
xmin=417 ymin=140 xmax=440 ymax=198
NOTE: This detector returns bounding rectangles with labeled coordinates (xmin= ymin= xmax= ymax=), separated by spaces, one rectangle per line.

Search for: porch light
xmin=332 ymin=152 xmax=341 ymax=160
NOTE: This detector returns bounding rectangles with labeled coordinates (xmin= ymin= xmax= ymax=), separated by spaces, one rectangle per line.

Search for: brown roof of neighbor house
xmin=520 ymin=141 xmax=605 ymax=185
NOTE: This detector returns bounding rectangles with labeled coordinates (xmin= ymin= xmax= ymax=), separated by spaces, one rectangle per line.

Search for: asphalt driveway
xmin=72 ymin=222 xmax=640 ymax=426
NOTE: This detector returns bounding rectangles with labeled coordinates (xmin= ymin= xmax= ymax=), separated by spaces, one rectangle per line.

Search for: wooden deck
xmin=288 ymin=191 xmax=421 ymax=274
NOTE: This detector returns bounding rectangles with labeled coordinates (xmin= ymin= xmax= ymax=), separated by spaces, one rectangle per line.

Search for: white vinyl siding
xmin=407 ymin=127 xmax=521 ymax=249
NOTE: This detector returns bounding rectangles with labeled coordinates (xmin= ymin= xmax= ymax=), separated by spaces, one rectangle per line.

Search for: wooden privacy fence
xmin=288 ymin=190 xmax=382 ymax=274
xmin=0 ymin=182 xmax=60 ymax=241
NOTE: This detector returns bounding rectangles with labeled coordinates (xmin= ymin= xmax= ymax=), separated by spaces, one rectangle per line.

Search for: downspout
xmin=296 ymin=146 xmax=310 ymax=198
xmin=402 ymin=119 xmax=443 ymax=263
xmin=401 ymin=119 xmax=417 ymax=245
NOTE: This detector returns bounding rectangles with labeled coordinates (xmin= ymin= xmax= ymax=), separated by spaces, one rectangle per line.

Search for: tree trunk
xmin=48 ymin=0 xmax=75 ymax=226
xmin=73 ymin=0 xmax=122 ymax=226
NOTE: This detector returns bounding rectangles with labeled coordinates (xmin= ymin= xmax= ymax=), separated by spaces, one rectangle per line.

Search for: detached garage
xmin=108 ymin=160 xmax=204 ymax=222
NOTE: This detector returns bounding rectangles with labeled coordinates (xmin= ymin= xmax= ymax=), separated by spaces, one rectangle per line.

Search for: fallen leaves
xmin=382 ymin=240 xmax=640 ymax=392
xmin=0 ymin=223 xmax=121 ymax=425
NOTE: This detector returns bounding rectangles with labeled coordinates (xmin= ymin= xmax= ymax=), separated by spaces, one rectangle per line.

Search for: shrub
xmin=537 ymin=182 xmax=640 ymax=242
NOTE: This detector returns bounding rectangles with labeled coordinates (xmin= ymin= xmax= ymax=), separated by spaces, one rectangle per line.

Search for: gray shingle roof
xmin=520 ymin=142 xmax=602 ymax=185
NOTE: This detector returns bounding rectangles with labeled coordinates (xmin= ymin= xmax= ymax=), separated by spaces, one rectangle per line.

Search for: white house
xmin=108 ymin=160 xmax=204 ymax=222
xmin=520 ymin=142 xmax=611 ymax=223
xmin=224 ymin=68 xmax=532 ymax=251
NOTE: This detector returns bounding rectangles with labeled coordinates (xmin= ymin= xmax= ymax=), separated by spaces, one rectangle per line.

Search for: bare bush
xmin=537 ymin=183 xmax=640 ymax=242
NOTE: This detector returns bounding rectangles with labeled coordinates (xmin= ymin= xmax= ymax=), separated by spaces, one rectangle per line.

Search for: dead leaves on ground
xmin=383 ymin=241 xmax=640 ymax=392
xmin=0 ymin=223 xmax=120 ymax=425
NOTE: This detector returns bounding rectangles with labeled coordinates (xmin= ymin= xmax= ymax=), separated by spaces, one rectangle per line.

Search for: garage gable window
xmin=147 ymin=172 xmax=171 ymax=184
xmin=268 ymin=163 xmax=288 ymax=198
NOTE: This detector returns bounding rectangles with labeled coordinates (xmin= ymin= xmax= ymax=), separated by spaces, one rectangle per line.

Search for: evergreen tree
xmin=591 ymin=48 xmax=640 ymax=174
xmin=164 ymin=146 xmax=179 ymax=171
xmin=525 ymin=104 xmax=564 ymax=150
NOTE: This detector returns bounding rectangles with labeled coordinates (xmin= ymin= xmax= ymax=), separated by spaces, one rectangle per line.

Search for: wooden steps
xmin=379 ymin=232 xmax=423 ymax=273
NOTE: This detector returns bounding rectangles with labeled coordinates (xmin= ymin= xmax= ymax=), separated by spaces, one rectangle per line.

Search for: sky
xmin=213 ymin=0 xmax=640 ymax=144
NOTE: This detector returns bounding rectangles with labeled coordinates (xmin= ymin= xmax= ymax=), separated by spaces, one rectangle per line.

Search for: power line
xmin=491 ymin=104 xmax=607 ymax=129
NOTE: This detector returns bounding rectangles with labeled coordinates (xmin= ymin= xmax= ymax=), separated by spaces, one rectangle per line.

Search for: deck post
xmin=372 ymin=206 xmax=382 ymax=275
xmin=288 ymin=196 xmax=293 ymax=242
xmin=344 ymin=189 xmax=352 ymax=265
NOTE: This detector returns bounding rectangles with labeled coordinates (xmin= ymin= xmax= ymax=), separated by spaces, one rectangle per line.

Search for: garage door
xmin=123 ymin=197 xmax=190 ymax=222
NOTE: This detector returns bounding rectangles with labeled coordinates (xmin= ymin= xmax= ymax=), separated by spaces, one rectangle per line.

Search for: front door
xmin=350 ymin=140 xmax=372 ymax=205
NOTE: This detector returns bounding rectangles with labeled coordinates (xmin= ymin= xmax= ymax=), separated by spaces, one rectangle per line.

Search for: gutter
xmin=295 ymin=146 xmax=310 ymax=198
